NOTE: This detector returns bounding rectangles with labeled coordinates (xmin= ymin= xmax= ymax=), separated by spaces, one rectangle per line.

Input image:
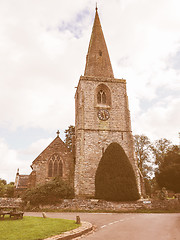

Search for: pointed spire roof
xmin=84 ymin=8 xmax=114 ymax=78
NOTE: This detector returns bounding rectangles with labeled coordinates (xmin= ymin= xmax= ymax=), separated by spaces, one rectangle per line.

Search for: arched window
xmin=97 ymin=90 xmax=106 ymax=104
xmin=97 ymin=91 xmax=101 ymax=104
xmin=58 ymin=160 xmax=63 ymax=177
xmin=95 ymin=84 xmax=111 ymax=107
xmin=54 ymin=160 xmax=58 ymax=176
xmin=48 ymin=154 xmax=63 ymax=178
xmin=48 ymin=160 xmax=53 ymax=177
xmin=102 ymin=91 xmax=106 ymax=104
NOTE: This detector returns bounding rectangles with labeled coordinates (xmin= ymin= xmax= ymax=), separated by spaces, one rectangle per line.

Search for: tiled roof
xmin=32 ymin=136 xmax=72 ymax=165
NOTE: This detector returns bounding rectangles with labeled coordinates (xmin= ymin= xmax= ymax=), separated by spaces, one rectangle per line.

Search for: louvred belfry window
xmin=97 ymin=90 xmax=106 ymax=104
xmin=96 ymin=84 xmax=111 ymax=107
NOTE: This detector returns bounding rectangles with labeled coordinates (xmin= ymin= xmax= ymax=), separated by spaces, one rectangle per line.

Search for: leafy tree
xmin=149 ymin=177 xmax=159 ymax=194
xmin=151 ymin=138 xmax=172 ymax=167
xmin=0 ymin=179 xmax=14 ymax=197
xmin=5 ymin=183 xmax=15 ymax=197
xmin=143 ymin=178 xmax=152 ymax=197
xmin=134 ymin=135 xmax=154 ymax=178
xmin=95 ymin=143 xmax=140 ymax=201
xmin=0 ymin=179 xmax=7 ymax=185
xmin=0 ymin=180 xmax=5 ymax=197
xmin=155 ymin=145 xmax=180 ymax=192
xmin=64 ymin=125 xmax=75 ymax=152
xmin=22 ymin=178 xmax=74 ymax=206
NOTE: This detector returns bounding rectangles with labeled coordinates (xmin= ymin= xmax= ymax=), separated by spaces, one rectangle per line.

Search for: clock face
xmin=97 ymin=109 xmax=110 ymax=121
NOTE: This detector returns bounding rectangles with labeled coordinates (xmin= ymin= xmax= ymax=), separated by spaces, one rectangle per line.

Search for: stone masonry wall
xmin=0 ymin=198 xmax=22 ymax=207
xmin=75 ymin=76 xmax=140 ymax=197
xmin=36 ymin=198 xmax=180 ymax=212
xmin=31 ymin=137 xmax=74 ymax=187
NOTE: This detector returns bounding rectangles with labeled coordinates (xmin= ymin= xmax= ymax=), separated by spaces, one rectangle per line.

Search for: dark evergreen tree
xmin=64 ymin=125 xmax=75 ymax=152
xmin=155 ymin=146 xmax=180 ymax=192
xmin=95 ymin=143 xmax=140 ymax=201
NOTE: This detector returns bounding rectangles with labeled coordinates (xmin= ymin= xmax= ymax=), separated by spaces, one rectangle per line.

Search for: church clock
xmin=97 ymin=109 xmax=110 ymax=121
xmin=74 ymin=7 xmax=141 ymax=198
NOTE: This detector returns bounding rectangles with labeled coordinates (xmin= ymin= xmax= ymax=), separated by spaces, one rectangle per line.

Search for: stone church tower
xmin=75 ymin=8 xmax=141 ymax=197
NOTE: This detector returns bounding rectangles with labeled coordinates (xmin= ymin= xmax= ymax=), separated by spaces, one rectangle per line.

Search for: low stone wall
xmin=37 ymin=198 xmax=180 ymax=211
xmin=150 ymin=199 xmax=180 ymax=210
xmin=1 ymin=197 xmax=179 ymax=211
xmin=0 ymin=198 xmax=22 ymax=207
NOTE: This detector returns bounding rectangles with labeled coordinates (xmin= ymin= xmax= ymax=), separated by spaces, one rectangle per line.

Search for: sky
xmin=0 ymin=0 xmax=179 ymax=183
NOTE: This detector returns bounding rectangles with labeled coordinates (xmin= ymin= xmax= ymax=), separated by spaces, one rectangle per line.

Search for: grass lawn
xmin=0 ymin=216 xmax=79 ymax=240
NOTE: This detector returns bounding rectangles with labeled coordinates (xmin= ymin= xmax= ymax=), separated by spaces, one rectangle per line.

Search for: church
xmin=15 ymin=8 xmax=142 ymax=198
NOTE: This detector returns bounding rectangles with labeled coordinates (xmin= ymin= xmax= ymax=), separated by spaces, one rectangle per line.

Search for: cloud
xmin=100 ymin=0 xmax=180 ymax=144
xmin=168 ymin=48 xmax=180 ymax=71
xmin=0 ymin=138 xmax=21 ymax=183
xmin=0 ymin=0 xmax=179 ymax=181
xmin=0 ymin=1 xmax=93 ymax=131
xmin=0 ymin=137 xmax=54 ymax=183
xmin=132 ymin=97 xmax=180 ymax=143
xmin=19 ymin=137 xmax=53 ymax=158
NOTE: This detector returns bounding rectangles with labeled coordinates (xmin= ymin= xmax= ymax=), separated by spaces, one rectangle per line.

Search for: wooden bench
xmin=0 ymin=207 xmax=24 ymax=220
xmin=0 ymin=212 xmax=6 ymax=219
xmin=10 ymin=211 xmax=24 ymax=220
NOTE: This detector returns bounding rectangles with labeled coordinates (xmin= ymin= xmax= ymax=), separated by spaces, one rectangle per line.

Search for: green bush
xmin=5 ymin=184 xmax=15 ymax=197
xmin=22 ymin=178 xmax=74 ymax=206
xmin=95 ymin=142 xmax=140 ymax=201
xmin=0 ymin=179 xmax=14 ymax=197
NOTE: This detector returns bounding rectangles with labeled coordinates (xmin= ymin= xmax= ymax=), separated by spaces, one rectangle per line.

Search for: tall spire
xmin=95 ymin=2 xmax=98 ymax=11
xmin=84 ymin=8 xmax=114 ymax=78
